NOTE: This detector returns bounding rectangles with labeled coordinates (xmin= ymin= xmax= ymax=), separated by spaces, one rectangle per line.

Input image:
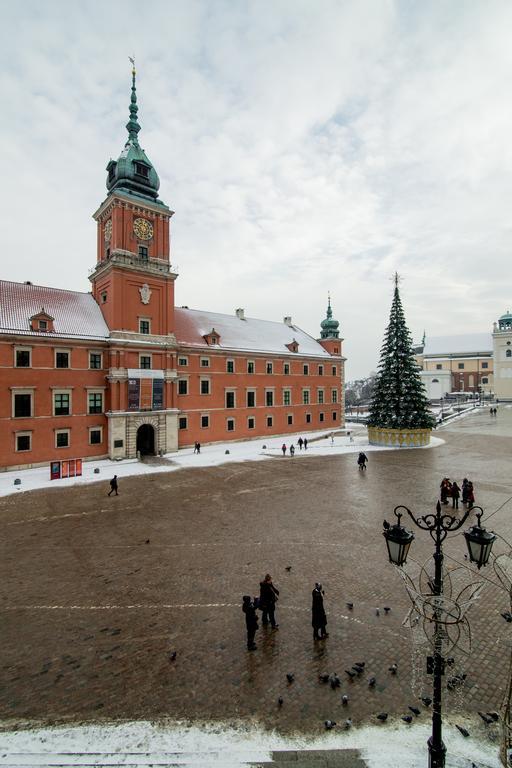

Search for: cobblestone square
xmin=1 ymin=410 xmax=511 ymax=742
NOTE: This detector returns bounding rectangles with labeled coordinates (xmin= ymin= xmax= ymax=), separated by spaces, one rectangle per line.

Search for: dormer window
xmin=203 ymin=328 xmax=221 ymax=345
xmin=135 ymin=162 xmax=149 ymax=178
xmin=286 ymin=339 xmax=299 ymax=353
xmin=30 ymin=309 xmax=55 ymax=333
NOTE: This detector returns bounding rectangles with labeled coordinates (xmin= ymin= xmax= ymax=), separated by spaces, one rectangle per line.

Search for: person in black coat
xmin=242 ymin=596 xmax=259 ymax=651
xmin=259 ymin=574 xmax=279 ymax=628
xmin=312 ymin=583 xmax=328 ymax=640
xmin=108 ymin=475 xmax=118 ymax=496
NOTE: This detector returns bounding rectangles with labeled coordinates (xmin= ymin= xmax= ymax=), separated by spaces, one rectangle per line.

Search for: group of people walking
xmin=490 ymin=407 xmax=498 ymax=417
xmin=243 ymin=575 xmax=328 ymax=650
xmin=282 ymin=437 xmax=308 ymax=456
xmin=440 ymin=477 xmax=475 ymax=509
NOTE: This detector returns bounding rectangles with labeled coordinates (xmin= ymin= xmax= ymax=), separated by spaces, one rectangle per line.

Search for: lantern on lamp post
xmin=382 ymin=502 xmax=496 ymax=768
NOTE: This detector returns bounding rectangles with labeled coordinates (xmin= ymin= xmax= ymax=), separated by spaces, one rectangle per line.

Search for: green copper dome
xmin=498 ymin=310 xmax=512 ymax=330
xmin=106 ymin=66 xmax=164 ymax=205
xmin=320 ymin=295 xmax=340 ymax=339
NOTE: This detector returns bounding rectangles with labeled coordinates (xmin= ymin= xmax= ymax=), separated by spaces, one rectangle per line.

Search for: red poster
xmin=69 ymin=459 xmax=76 ymax=477
xmin=50 ymin=461 xmax=61 ymax=480
xmin=140 ymin=378 xmax=153 ymax=410
xmin=76 ymin=459 xmax=82 ymax=477
xmin=61 ymin=460 xmax=69 ymax=478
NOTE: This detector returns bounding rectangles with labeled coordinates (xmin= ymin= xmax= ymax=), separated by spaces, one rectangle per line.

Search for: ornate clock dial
xmin=104 ymin=219 xmax=112 ymax=242
xmin=133 ymin=217 xmax=153 ymax=241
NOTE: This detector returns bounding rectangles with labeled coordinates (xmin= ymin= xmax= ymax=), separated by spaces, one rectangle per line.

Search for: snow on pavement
xmin=0 ymin=718 xmax=501 ymax=767
xmin=0 ymin=426 xmax=444 ymax=498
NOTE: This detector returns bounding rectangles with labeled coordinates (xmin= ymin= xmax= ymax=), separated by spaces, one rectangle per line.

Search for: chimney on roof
xmin=236 ymin=308 xmax=245 ymax=320
xmin=284 ymin=316 xmax=292 ymax=326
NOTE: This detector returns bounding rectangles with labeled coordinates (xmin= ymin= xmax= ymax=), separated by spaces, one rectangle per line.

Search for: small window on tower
xmin=135 ymin=162 xmax=149 ymax=178
xmin=138 ymin=245 xmax=148 ymax=260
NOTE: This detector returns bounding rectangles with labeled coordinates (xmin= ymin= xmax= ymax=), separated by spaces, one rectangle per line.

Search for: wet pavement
xmin=0 ymin=407 xmax=511 ymax=739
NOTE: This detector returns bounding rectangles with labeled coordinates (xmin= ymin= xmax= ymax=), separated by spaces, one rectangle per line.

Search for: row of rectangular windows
xmin=13 ymin=392 xmax=103 ymax=418
xmin=13 ymin=350 xmax=340 ymax=374
xmin=177 ymin=381 xmax=338 ymax=405
xmin=179 ymin=410 xmax=338 ymax=431
xmin=14 ymin=427 xmax=103 ymax=453
xmin=178 ymin=357 xmax=338 ymax=376
xmin=14 ymin=350 xmax=105 ymax=369
xmin=435 ymin=362 xmax=490 ymax=370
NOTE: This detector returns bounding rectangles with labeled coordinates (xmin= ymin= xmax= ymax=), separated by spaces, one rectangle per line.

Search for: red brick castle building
xmin=0 ymin=68 xmax=345 ymax=470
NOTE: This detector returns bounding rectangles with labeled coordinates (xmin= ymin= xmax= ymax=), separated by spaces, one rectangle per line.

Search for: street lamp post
xmin=383 ymin=502 xmax=496 ymax=768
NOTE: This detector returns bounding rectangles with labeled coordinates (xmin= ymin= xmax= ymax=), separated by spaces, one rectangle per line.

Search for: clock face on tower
xmin=133 ymin=217 xmax=153 ymax=241
xmin=104 ymin=219 xmax=112 ymax=242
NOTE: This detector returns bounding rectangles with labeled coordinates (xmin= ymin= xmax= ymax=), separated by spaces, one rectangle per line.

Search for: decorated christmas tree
xmin=368 ymin=275 xmax=435 ymax=430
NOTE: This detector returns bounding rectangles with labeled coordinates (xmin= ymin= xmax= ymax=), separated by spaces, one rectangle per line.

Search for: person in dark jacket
xmin=451 ymin=481 xmax=460 ymax=509
xmin=108 ymin=475 xmax=118 ymax=496
xmin=357 ymin=452 xmax=368 ymax=470
xmin=242 ymin=596 xmax=258 ymax=650
xmin=461 ymin=478 xmax=469 ymax=504
xmin=312 ymin=583 xmax=328 ymax=640
xmin=259 ymin=574 xmax=279 ymax=628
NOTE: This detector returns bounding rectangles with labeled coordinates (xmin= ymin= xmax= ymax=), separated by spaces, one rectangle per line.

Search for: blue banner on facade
xmin=128 ymin=378 xmax=140 ymax=411
xmin=152 ymin=379 xmax=164 ymax=410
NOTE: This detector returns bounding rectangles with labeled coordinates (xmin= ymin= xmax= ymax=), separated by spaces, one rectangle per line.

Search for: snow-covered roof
xmin=0 ymin=280 xmax=109 ymax=340
xmin=174 ymin=307 xmax=331 ymax=357
xmin=423 ymin=333 xmax=492 ymax=356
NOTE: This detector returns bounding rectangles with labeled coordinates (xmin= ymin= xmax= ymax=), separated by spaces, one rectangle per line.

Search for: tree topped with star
xmin=368 ymin=275 xmax=435 ymax=430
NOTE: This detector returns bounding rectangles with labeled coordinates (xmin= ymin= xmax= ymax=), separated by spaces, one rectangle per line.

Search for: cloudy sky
xmin=1 ymin=0 xmax=511 ymax=379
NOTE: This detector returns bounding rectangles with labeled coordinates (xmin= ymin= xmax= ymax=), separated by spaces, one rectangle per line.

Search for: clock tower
xmin=90 ymin=64 xmax=176 ymax=337
xmin=89 ymin=65 xmax=179 ymax=460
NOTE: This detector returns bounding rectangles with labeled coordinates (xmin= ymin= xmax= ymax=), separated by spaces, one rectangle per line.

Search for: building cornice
xmin=92 ymin=192 xmax=174 ymax=222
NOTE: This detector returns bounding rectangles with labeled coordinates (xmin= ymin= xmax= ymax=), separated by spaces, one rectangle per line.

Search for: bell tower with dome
xmin=318 ymin=294 xmax=343 ymax=357
xmin=493 ymin=309 xmax=512 ymax=401
xmin=89 ymin=63 xmax=176 ymax=337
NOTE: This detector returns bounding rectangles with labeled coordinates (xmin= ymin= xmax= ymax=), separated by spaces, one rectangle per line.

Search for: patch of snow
xmin=0 ymin=427 xmax=444 ymax=499
xmin=0 ymin=719 xmax=500 ymax=767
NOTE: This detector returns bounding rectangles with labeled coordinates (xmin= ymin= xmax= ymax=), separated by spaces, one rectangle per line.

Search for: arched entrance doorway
xmin=136 ymin=424 xmax=155 ymax=456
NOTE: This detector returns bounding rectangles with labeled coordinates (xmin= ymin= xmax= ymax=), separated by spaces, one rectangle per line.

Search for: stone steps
xmin=0 ymin=749 xmax=367 ymax=767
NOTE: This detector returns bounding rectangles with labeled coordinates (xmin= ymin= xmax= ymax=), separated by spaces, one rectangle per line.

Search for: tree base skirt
xmin=368 ymin=426 xmax=432 ymax=447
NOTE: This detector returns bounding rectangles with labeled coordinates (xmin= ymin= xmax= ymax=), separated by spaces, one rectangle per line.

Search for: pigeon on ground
xmin=383 ymin=520 xmax=390 ymax=529
xmin=345 ymin=669 xmax=357 ymax=679
xmin=346 ymin=602 xmax=354 ymax=610
xmin=285 ymin=566 xmax=292 ymax=572
xmin=341 ymin=695 xmax=349 ymax=705
xmin=421 ymin=697 xmax=432 ymax=707
xmin=368 ymin=676 xmax=376 ymax=687
xmin=286 ymin=673 xmax=295 ymax=684
xmin=409 ymin=706 xmax=421 ymax=716
xmin=324 ymin=720 xmax=336 ymax=730
xmin=344 ymin=719 xmax=352 ymax=729
xmin=375 ymin=608 xmax=380 ymax=616
xmin=169 ymin=651 xmax=177 ymax=662
xmin=446 ymin=657 xmax=455 ymax=666
xmin=330 ymin=674 xmax=341 ymax=689
xmin=487 ymin=712 xmax=499 ymax=722
xmin=383 ymin=607 xmax=391 ymax=614
xmin=278 ymin=697 xmax=284 ymax=707
xmin=501 ymin=611 xmax=512 ymax=623
xmin=377 ymin=713 xmax=388 ymax=722
xmin=352 ymin=666 xmax=364 ymax=676
xmin=402 ymin=715 xmax=413 ymax=723
xmin=319 ymin=673 xmax=330 ymax=684
xmin=388 ymin=663 xmax=398 ymax=675
xmin=354 ymin=661 xmax=365 ymax=668
xmin=456 ymin=724 xmax=470 ymax=737
xmin=478 ymin=712 xmax=494 ymax=725
xmin=145 ymin=539 xmax=150 ymax=544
